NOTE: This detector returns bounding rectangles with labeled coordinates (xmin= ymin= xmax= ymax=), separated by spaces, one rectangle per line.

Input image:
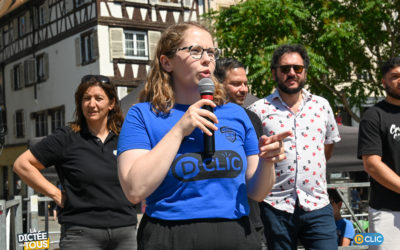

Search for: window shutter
xmin=24 ymin=61 xmax=28 ymax=85
xmin=25 ymin=11 xmax=31 ymax=33
xmin=44 ymin=2 xmax=49 ymax=24
xmin=92 ymin=31 xmax=98 ymax=60
xmin=148 ymin=30 xmax=161 ymax=60
xmin=109 ymin=28 xmax=124 ymax=60
xmin=24 ymin=59 xmax=36 ymax=85
xmin=32 ymin=7 xmax=38 ymax=29
xmin=13 ymin=18 xmax=18 ymax=40
xmin=10 ymin=68 xmax=14 ymax=91
xmin=44 ymin=53 xmax=49 ymax=80
xmin=19 ymin=63 xmax=25 ymax=87
xmin=75 ymin=37 xmax=81 ymax=66
xmin=65 ymin=0 xmax=73 ymax=13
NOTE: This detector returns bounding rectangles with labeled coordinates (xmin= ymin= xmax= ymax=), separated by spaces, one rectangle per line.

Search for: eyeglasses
xmin=81 ymin=75 xmax=111 ymax=84
xmin=176 ymin=45 xmax=220 ymax=61
xmin=276 ymin=65 xmax=305 ymax=74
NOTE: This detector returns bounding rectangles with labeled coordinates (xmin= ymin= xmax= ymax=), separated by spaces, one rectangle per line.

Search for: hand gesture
xmin=175 ymin=99 xmax=218 ymax=137
xmin=258 ymin=131 xmax=292 ymax=163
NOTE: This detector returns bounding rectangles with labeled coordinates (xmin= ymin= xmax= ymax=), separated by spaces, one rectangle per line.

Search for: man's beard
xmin=276 ymin=73 xmax=305 ymax=94
xmin=385 ymin=85 xmax=400 ymax=100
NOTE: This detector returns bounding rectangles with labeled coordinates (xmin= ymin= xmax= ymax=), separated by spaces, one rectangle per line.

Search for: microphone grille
xmin=198 ymin=78 xmax=215 ymax=95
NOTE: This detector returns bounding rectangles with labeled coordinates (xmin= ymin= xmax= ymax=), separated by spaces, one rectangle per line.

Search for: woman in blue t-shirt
xmin=117 ymin=21 xmax=291 ymax=250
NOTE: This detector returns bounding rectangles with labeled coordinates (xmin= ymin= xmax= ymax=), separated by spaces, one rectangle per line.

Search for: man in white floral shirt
xmin=248 ymin=44 xmax=340 ymax=250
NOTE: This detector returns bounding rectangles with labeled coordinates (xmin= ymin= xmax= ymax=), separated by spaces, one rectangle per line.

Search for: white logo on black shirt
xmin=390 ymin=124 xmax=400 ymax=141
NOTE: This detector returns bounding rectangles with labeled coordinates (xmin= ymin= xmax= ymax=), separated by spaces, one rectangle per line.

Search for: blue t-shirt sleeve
xmin=117 ymin=104 xmax=151 ymax=155
xmin=243 ymin=109 xmax=259 ymax=156
xmin=343 ymin=219 xmax=355 ymax=240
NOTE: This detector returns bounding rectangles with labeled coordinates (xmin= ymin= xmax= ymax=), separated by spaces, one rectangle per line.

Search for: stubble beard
xmin=276 ymin=72 xmax=305 ymax=94
xmin=385 ymin=85 xmax=400 ymax=100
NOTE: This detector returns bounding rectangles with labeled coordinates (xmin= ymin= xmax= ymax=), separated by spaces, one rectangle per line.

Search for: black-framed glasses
xmin=81 ymin=75 xmax=111 ymax=84
xmin=276 ymin=65 xmax=305 ymax=74
xmin=176 ymin=45 xmax=220 ymax=61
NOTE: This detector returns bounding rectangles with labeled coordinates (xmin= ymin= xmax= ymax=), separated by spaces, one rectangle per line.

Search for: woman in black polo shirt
xmin=13 ymin=75 xmax=137 ymax=250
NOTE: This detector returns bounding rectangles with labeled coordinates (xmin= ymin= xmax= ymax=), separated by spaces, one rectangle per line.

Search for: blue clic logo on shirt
xmin=353 ymin=233 xmax=384 ymax=245
xmin=172 ymin=151 xmax=243 ymax=181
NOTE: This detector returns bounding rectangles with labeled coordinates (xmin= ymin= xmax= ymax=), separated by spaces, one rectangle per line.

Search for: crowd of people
xmin=13 ymin=20 xmax=400 ymax=250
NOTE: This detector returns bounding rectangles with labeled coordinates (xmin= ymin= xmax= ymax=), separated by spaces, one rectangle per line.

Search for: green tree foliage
xmin=205 ymin=0 xmax=400 ymax=122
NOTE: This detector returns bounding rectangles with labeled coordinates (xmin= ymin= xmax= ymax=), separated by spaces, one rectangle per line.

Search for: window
xmin=82 ymin=32 xmax=94 ymax=63
xmin=12 ymin=64 xmax=24 ymax=90
xmin=77 ymin=31 xmax=98 ymax=65
xmin=23 ymin=54 xmax=48 ymax=86
xmin=124 ymin=31 xmax=148 ymax=59
xmin=24 ymin=59 xmax=36 ymax=86
xmin=15 ymin=110 xmax=24 ymax=138
xmin=39 ymin=5 xmax=47 ymax=26
xmin=31 ymin=107 xmax=64 ymax=136
xmin=36 ymin=54 xmax=46 ymax=82
xmin=19 ymin=16 xmax=25 ymax=37
xmin=51 ymin=108 xmax=65 ymax=132
xmin=35 ymin=112 xmax=48 ymax=137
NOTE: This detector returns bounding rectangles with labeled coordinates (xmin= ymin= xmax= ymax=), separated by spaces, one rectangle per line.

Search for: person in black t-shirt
xmin=13 ymin=75 xmax=137 ymax=250
xmin=215 ymin=58 xmax=267 ymax=250
xmin=358 ymin=56 xmax=400 ymax=250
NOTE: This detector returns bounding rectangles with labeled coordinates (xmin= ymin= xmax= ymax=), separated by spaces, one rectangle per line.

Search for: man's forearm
xmin=363 ymin=155 xmax=400 ymax=194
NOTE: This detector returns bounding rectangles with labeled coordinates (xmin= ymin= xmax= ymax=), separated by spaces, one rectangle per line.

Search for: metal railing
xmin=0 ymin=195 xmax=60 ymax=250
xmin=1 ymin=182 xmax=371 ymax=250
xmin=0 ymin=196 xmax=23 ymax=250
xmin=327 ymin=182 xmax=370 ymax=234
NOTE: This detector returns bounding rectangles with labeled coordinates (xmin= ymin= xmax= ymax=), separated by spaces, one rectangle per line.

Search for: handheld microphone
xmin=198 ymin=78 xmax=215 ymax=157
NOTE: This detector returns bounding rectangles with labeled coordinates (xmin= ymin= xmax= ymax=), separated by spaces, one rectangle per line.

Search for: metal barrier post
xmin=0 ymin=199 xmax=6 ymax=250
xmin=26 ymin=186 xmax=34 ymax=232
xmin=30 ymin=195 xmax=39 ymax=232
xmin=44 ymin=200 xmax=49 ymax=232
xmin=15 ymin=195 xmax=23 ymax=250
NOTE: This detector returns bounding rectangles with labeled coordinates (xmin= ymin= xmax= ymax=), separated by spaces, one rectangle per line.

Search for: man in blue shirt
xmin=328 ymin=188 xmax=355 ymax=246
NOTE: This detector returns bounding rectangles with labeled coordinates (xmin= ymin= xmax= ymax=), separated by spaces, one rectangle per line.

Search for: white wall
xmin=4 ymin=28 xmax=100 ymax=145
xmin=98 ymin=24 xmax=114 ymax=77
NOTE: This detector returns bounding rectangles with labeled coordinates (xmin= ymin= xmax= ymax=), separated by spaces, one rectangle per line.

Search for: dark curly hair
xmin=381 ymin=56 xmax=400 ymax=77
xmin=270 ymin=44 xmax=310 ymax=70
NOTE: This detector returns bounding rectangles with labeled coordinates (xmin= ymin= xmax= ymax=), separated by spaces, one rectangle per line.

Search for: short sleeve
xmin=29 ymin=127 xmax=70 ymax=168
xmin=117 ymin=104 xmax=152 ymax=155
xmin=243 ymin=110 xmax=259 ymax=156
xmin=324 ymin=99 xmax=341 ymax=144
xmin=357 ymin=108 xmax=382 ymax=159
xmin=343 ymin=219 xmax=355 ymax=240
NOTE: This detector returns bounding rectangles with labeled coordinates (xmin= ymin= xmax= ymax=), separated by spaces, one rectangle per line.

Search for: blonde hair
xmin=139 ymin=21 xmax=226 ymax=114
